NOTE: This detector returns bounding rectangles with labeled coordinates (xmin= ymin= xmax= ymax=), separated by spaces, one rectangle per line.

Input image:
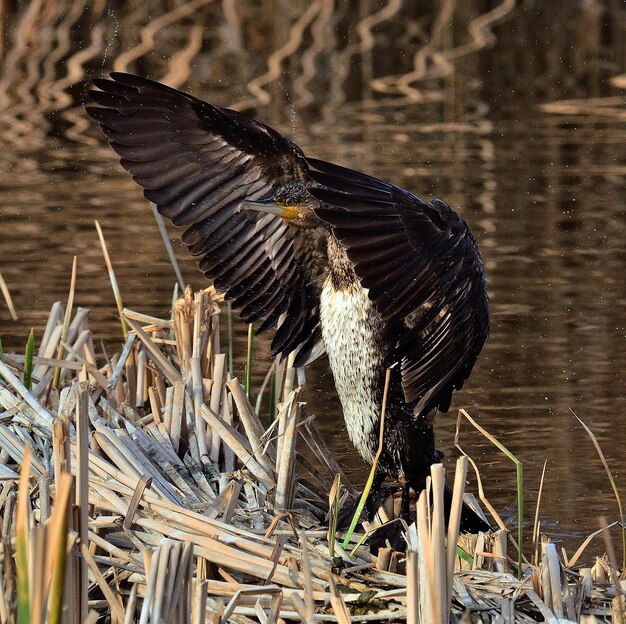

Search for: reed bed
xmin=0 ymin=287 xmax=624 ymax=623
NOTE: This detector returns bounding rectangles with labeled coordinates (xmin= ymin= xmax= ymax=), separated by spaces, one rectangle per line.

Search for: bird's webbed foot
xmin=366 ymin=518 xmax=408 ymax=553
xmin=336 ymin=484 xmax=397 ymax=529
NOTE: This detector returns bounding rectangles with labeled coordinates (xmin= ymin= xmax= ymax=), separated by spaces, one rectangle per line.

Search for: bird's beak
xmin=240 ymin=198 xmax=299 ymax=220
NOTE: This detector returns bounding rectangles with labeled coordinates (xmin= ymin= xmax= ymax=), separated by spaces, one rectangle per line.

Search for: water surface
xmin=0 ymin=0 xmax=625 ymax=553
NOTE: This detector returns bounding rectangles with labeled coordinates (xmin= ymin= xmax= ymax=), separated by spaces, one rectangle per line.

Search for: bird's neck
xmin=326 ymin=236 xmax=359 ymax=291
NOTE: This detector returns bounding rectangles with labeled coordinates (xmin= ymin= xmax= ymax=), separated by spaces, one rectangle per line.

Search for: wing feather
xmin=309 ymin=160 xmax=489 ymax=416
xmin=87 ymin=73 xmax=326 ymax=357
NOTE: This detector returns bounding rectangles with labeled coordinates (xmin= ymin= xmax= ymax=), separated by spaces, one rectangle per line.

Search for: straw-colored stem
xmin=53 ymin=256 xmax=77 ymax=389
xmin=430 ymin=464 xmax=447 ymax=624
xmin=573 ymin=410 xmax=626 ymax=570
xmin=244 ymin=323 xmax=254 ymax=400
xmin=406 ymin=524 xmax=419 ymax=624
xmin=328 ymin=475 xmax=340 ymax=558
xmin=268 ymin=370 xmax=276 ymax=425
xmin=226 ymin=301 xmax=233 ymax=377
xmin=4 ymin=282 xmax=611 ymax=622
xmin=0 ymin=270 xmax=18 ymax=320
xmin=76 ymin=387 xmax=90 ymax=622
xmin=151 ymin=203 xmax=186 ymax=292
xmin=599 ymin=516 xmax=626 ymax=624
xmin=170 ymin=283 xmax=178 ymax=341
xmin=446 ymin=456 xmax=468 ymax=610
xmin=0 ymin=359 xmax=53 ymax=426
xmin=532 ymin=460 xmax=548 ymax=567
xmin=275 ymin=400 xmax=299 ymax=510
xmin=81 ymin=543 xmax=126 ymax=623
xmin=417 ymin=487 xmax=442 ymax=624
xmin=95 ymin=221 xmax=128 ymax=339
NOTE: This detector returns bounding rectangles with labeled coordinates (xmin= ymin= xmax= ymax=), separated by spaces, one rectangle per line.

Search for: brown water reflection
xmin=0 ymin=1 xmax=625 ymax=552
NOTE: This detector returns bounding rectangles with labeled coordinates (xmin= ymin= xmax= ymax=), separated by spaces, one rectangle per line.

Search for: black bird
xmin=86 ymin=73 xmax=490 ymax=533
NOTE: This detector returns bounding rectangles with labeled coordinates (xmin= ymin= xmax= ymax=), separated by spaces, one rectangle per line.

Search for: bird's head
xmin=240 ymin=183 xmax=320 ymax=228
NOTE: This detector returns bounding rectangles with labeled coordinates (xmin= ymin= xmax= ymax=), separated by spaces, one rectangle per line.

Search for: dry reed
xmin=0 ymin=284 xmax=623 ymax=623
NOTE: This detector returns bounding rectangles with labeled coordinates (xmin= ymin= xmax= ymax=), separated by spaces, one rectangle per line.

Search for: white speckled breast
xmin=319 ymin=275 xmax=386 ymax=465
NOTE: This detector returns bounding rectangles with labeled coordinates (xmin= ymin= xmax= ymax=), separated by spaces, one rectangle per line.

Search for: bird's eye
xmin=284 ymin=196 xmax=296 ymax=207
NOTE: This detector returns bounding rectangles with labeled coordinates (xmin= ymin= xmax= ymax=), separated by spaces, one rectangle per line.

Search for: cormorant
xmin=86 ymin=73 xmax=490 ymax=534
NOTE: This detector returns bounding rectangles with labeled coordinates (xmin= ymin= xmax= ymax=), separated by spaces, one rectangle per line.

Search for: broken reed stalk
xmin=573 ymin=410 xmax=626 ymax=571
xmin=416 ymin=483 xmax=442 ymax=624
xmin=95 ymin=220 xmax=128 ymax=339
xmin=0 ymin=270 xmax=18 ymax=320
xmin=533 ymin=459 xmax=548 ymax=566
xmin=342 ymin=364 xmax=393 ymax=549
xmin=446 ymin=456 xmax=468 ymax=611
xmin=568 ymin=521 xmax=623 ymax=571
xmin=600 ymin=517 xmax=626 ymax=624
xmin=53 ymin=256 xmax=77 ymax=389
xmin=1 ymin=282 xmax=623 ymax=623
xmin=268 ymin=369 xmax=276 ymax=424
xmin=406 ymin=523 xmax=419 ymax=624
xmin=226 ymin=301 xmax=233 ymax=377
xmin=244 ymin=323 xmax=254 ymax=400
xmin=457 ymin=408 xmax=524 ymax=579
xmin=76 ymin=386 xmax=90 ymax=622
xmin=430 ymin=464 xmax=447 ymax=624
xmin=328 ymin=474 xmax=341 ymax=558
xmin=169 ymin=283 xmax=178 ymax=341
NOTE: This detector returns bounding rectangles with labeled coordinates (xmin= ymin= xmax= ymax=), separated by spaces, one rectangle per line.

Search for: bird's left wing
xmin=86 ymin=73 xmax=326 ymax=358
xmin=308 ymin=158 xmax=489 ymax=415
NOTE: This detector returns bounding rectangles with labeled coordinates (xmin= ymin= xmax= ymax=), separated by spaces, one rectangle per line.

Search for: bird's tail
xmin=443 ymin=483 xmax=493 ymax=533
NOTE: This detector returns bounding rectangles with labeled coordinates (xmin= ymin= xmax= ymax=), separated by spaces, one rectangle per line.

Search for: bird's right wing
xmin=308 ymin=158 xmax=489 ymax=416
xmin=87 ymin=73 xmax=327 ymax=358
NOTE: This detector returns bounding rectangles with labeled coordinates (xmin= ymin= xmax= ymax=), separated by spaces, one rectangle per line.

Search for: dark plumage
xmin=86 ymin=73 xmax=490 ymax=533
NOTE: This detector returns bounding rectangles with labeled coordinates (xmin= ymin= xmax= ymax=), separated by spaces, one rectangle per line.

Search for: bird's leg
xmin=366 ymin=474 xmax=412 ymax=554
xmin=399 ymin=477 xmax=412 ymax=522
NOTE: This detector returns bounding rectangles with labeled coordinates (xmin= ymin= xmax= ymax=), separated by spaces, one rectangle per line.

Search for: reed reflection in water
xmin=0 ymin=0 xmax=625 ymax=549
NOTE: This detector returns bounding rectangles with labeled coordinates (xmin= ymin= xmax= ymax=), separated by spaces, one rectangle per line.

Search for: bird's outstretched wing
xmin=86 ymin=73 xmax=326 ymax=357
xmin=308 ymin=158 xmax=489 ymax=416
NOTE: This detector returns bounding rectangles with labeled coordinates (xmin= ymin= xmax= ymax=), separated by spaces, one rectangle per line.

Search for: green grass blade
xmin=342 ymin=457 xmax=377 ymax=551
xmin=455 ymin=544 xmax=473 ymax=565
xmin=22 ymin=329 xmax=35 ymax=391
xmin=349 ymin=530 xmax=370 ymax=558
xmin=16 ymin=446 xmax=32 ymax=624
xmin=46 ymin=474 xmax=73 ymax=624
